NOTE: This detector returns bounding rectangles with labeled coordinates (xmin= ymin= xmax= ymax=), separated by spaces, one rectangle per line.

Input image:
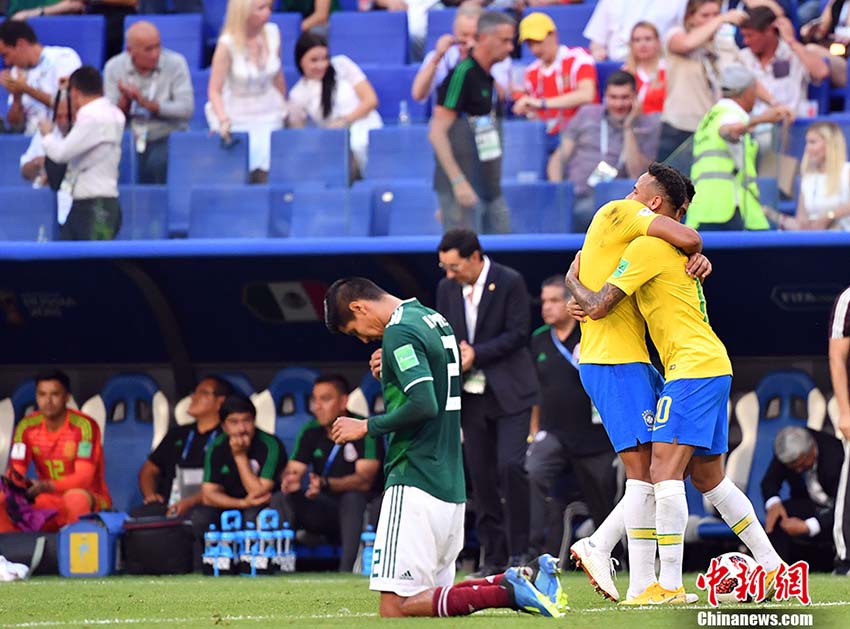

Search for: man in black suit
xmin=435 ymin=229 xmax=538 ymax=574
xmin=762 ymin=426 xmax=846 ymax=572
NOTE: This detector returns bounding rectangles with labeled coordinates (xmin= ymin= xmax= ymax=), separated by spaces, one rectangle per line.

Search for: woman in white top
xmin=206 ymin=0 xmax=288 ymax=182
xmin=774 ymin=122 xmax=850 ymax=230
xmin=287 ymin=31 xmax=382 ymax=178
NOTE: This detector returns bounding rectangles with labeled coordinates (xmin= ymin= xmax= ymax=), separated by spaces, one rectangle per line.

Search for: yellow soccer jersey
xmin=578 ymin=199 xmax=658 ymax=364
xmin=607 ymin=236 xmax=733 ymax=380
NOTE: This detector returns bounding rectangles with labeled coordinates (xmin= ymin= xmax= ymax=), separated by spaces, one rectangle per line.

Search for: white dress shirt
xmin=8 ymin=46 xmax=81 ymax=136
xmin=42 ymin=96 xmax=125 ymax=200
xmin=462 ymin=255 xmax=491 ymax=344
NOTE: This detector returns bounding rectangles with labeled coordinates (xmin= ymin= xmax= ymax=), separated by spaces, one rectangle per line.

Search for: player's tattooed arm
xmin=566 ymin=280 xmax=627 ymax=321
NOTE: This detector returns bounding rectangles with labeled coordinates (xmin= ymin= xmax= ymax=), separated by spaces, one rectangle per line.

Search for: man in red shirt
xmin=2 ymin=370 xmax=111 ymax=532
xmin=513 ymin=12 xmax=598 ymax=153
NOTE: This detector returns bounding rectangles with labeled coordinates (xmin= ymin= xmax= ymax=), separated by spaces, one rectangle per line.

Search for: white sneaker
xmin=569 ymin=538 xmax=620 ymax=601
xmin=686 ymin=593 xmax=699 ymax=604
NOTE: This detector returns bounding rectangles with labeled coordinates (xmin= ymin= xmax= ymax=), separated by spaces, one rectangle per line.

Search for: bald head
xmin=125 ymin=21 xmax=161 ymax=73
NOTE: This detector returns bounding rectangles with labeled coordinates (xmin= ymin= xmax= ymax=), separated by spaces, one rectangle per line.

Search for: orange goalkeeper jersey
xmin=10 ymin=409 xmax=111 ymax=504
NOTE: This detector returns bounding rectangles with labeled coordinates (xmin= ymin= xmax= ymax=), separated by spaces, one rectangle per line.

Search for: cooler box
xmin=58 ymin=512 xmax=127 ymax=577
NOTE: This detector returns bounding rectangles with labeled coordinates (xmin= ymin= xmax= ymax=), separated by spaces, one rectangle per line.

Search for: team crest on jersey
xmin=64 ymin=441 xmax=77 ymax=457
xmin=10 ymin=443 xmax=26 ymax=461
xmin=642 ymin=410 xmax=656 ymax=428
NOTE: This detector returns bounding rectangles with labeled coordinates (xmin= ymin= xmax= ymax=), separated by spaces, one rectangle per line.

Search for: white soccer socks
xmin=654 ymin=479 xmax=687 ymax=592
xmin=623 ymin=479 xmax=658 ymax=598
xmin=588 ymin=498 xmax=625 ymax=553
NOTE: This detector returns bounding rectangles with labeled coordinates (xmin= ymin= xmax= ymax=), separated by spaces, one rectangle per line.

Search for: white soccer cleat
xmin=570 ymin=537 xmax=620 ymax=601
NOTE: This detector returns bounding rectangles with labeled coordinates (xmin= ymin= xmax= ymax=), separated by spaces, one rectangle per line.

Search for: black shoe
xmin=465 ymin=563 xmax=504 ymax=580
xmin=833 ymin=561 xmax=850 ymax=576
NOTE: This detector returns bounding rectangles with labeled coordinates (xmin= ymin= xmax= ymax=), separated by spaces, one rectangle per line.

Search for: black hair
xmin=741 ymin=6 xmax=776 ymax=31
xmin=324 ymin=277 xmax=388 ymax=333
xmin=437 ymin=228 xmax=483 ymax=258
xmin=541 ymin=274 xmax=567 ymax=291
xmin=315 ymin=373 xmax=351 ymax=396
xmin=0 ymin=20 xmax=38 ymax=47
xmin=682 ymin=174 xmax=696 ymax=204
xmin=68 ymin=66 xmax=104 ymax=96
xmin=648 ymin=162 xmax=686 ymax=213
xmin=198 ymin=375 xmax=234 ymax=398
xmin=34 ymin=369 xmax=71 ymax=393
xmin=605 ymin=70 xmax=637 ymax=92
xmin=294 ymin=31 xmax=336 ymax=120
xmin=219 ymin=394 xmax=256 ymax=422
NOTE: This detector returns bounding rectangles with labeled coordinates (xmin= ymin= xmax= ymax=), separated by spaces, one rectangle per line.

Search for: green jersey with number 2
xmin=379 ymin=298 xmax=465 ymax=504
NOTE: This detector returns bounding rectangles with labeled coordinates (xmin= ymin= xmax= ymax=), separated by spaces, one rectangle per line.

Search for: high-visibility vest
xmin=687 ymin=100 xmax=769 ymax=230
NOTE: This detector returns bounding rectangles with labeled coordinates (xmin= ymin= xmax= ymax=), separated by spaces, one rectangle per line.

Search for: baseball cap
xmin=719 ymin=64 xmax=756 ymax=92
xmin=519 ymin=13 xmax=557 ymax=43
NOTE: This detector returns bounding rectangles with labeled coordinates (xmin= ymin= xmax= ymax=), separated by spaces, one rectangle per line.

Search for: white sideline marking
xmin=0 ymin=611 xmax=378 ymax=628
xmin=577 ymin=600 xmax=850 ymax=613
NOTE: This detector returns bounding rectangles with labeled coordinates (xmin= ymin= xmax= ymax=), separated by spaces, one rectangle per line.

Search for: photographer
xmin=39 ymin=65 xmax=125 ymax=241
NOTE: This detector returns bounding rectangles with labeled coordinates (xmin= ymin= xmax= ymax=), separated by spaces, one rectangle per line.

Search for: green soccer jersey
xmin=371 ymin=298 xmax=465 ymax=504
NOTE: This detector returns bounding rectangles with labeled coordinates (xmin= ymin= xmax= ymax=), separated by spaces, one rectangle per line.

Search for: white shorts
xmin=369 ymin=484 xmax=465 ymax=597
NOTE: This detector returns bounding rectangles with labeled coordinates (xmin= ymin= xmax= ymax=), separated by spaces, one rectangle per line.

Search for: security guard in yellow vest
xmin=687 ymin=64 xmax=793 ymax=231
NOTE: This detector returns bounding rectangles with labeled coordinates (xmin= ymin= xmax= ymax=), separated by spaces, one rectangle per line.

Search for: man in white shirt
xmin=0 ymin=20 xmax=82 ymax=136
xmin=583 ymin=0 xmax=687 ymax=62
xmin=40 ymin=66 xmax=126 ymax=241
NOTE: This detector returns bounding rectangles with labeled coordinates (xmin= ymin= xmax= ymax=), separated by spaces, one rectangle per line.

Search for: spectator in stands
xmin=206 ymin=0 xmax=289 ymax=183
xmin=132 ymin=377 xmax=232 ymax=519
xmin=526 ymin=276 xmax=616 ymax=556
xmin=0 ymin=19 xmax=81 ymax=135
xmin=271 ymin=374 xmax=382 ymax=572
xmin=104 ymin=21 xmax=193 ymax=184
xmin=512 ymin=12 xmax=598 ymax=155
xmin=1 ymin=369 xmax=111 ymax=533
xmin=829 ymin=285 xmax=850 ymax=575
xmin=659 ymin=0 xmax=750 ymax=162
xmin=768 ymin=122 xmax=850 ymax=230
xmin=800 ymin=0 xmax=849 ymax=87
xmin=40 ymin=65 xmax=125 ymax=241
xmin=687 ymin=64 xmax=792 ymax=231
xmin=193 ymin=394 xmax=286 ymax=570
xmin=428 ymin=11 xmax=515 ymax=234
xmin=436 ymin=228 xmax=538 ymax=574
xmin=6 ymin=1 xmax=86 ymax=19
xmin=288 ymin=31 xmax=383 ymax=179
xmin=548 ymin=70 xmax=661 ymax=232
xmin=622 ymin=21 xmax=666 ymax=115
xmin=738 ymin=6 xmax=829 ymax=118
xmin=281 ymin=0 xmax=337 ymax=34
xmin=411 ymin=2 xmax=511 ymax=106
xmin=762 ymin=426 xmax=846 ymax=572
xmin=583 ymin=0 xmax=688 ymax=62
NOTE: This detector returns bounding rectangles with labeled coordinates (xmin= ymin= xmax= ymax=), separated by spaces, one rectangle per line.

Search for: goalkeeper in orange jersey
xmin=2 ymin=370 xmax=111 ymax=533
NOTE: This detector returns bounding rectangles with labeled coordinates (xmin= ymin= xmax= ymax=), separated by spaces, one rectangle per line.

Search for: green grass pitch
xmin=0 ymin=572 xmax=847 ymax=628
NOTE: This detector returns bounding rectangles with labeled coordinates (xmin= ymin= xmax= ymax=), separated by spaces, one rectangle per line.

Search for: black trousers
xmin=462 ymin=391 xmax=530 ymax=567
xmin=270 ymin=490 xmax=368 ymax=572
xmin=60 ymin=197 xmax=121 ymax=241
xmin=768 ymin=498 xmax=835 ymax=572
xmin=191 ymin=504 xmax=266 ymax=572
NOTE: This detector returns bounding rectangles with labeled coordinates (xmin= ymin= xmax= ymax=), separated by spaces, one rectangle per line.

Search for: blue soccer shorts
xmin=579 ymin=363 xmax=664 ymax=453
xmin=651 ymin=375 xmax=732 ymax=456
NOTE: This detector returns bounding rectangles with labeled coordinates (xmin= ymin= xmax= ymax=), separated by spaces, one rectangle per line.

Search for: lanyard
xmin=181 ymin=428 xmax=219 ymax=464
xmin=322 ymin=444 xmax=342 ymax=477
xmin=600 ymin=118 xmax=609 ymax=156
xmin=550 ymin=327 xmax=579 ymax=370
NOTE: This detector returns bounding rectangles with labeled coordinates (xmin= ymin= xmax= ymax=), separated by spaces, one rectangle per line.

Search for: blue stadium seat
xmin=124 ymin=13 xmax=204 ymax=70
xmin=118 ymin=132 xmax=138 ymax=185
xmin=189 ymin=68 xmax=210 ymax=130
xmin=520 ymin=4 xmax=595 ymax=61
xmin=265 ymin=366 xmax=318 ymax=455
xmin=360 ymin=64 xmax=427 ymax=123
xmin=502 ymin=181 xmax=574 ymax=234
xmin=269 ymin=128 xmax=349 ymax=186
xmin=365 ymin=124 xmax=432 ymax=181
xmin=82 ymin=373 xmax=169 ymax=513
xmin=166 ymin=131 xmax=249 ymax=236
xmin=736 ymin=370 xmax=823 ymax=523
xmin=288 ymin=186 xmax=372 ymax=238
xmin=595 ymin=60 xmax=620 ymax=100
xmin=375 ymin=181 xmax=442 ymax=236
xmin=593 ymin=178 xmax=635 ymax=209
xmin=10 ymin=379 xmax=36 ymax=423
xmin=0 ymin=135 xmax=31 ymax=187
xmin=269 ymin=13 xmax=302 ymax=69
xmin=501 ymin=120 xmax=548 ymax=181
xmin=424 ymin=8 xmax=457 ymax=56
xmin=202 ymin=0 xmax=229 ymax=50
xmin=0 ymin=188 xmax=55 ymax=241
xmin=756 ymin=177 xmax=779 ymax=211
xmin=188 ymin=184 xmax=271 ymax=238
xmin=117 ymin=185 xmax=169 ymax=240
xmin=788 ymin=114 xmax=850 ymax=160
xmin=0 ymin=397 xmax=13 ymax=475
xmin=329 ymin=11 xmax=408 ymax=66
xmin=216 ymin=372 xmax=255 ymax=398
xmin=28 ymin=16 xmax=106 ymax=69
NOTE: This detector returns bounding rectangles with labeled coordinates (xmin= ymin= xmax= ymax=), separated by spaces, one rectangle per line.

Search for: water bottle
xmin=278 ymin=521 xmax=296 ymax=573
xmin=36 ymin=224 xmax=48 ymax=242
xmin=241 ymin=522 xmax=258 ymax=577
xmin=218 ymin=530 xmax=236 ymax=575
xmin=398 ymin=100 xmax=410 ymax=126
xmin=256 ymin=508 xmax=279 ymax=573
xmin=202 ymin=525 xmax=221 ymax=576
xmin=360 ymin=525 xmax=376 ymax=577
